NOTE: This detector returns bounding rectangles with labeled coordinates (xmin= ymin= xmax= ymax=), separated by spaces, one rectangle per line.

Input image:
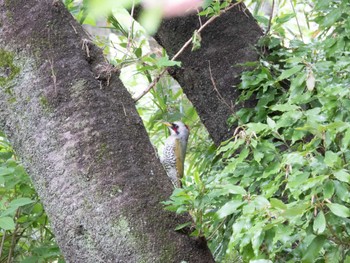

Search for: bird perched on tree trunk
xmin=161 ymin=121 xmax=190 ymax=188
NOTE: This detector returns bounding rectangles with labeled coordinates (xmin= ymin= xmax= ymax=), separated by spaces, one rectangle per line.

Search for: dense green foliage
xmin=0 ymin=134 xmax=63 ymax=262
xmin=166 ymin=0 xmax=350 ymax=262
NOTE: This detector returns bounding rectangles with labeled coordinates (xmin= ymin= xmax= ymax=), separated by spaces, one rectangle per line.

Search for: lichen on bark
xmin=0 ymin=48 xmax=20 ymax=88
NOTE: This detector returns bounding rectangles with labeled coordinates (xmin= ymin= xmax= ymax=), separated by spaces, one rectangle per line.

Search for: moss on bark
xmin=0 ymin=49 xmax=20 ymax=88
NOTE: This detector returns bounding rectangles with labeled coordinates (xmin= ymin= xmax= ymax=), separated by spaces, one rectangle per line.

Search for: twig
xmin=127 ymin=0 xmax=136 ymax=54
xmin=121 ymin=102 xmax=127 ymax=116
xmin=133 ymin=1 xmax=243 ymax=102
xmin=265 ymin=0 xmax=275 ymax=35
xmin=69 ymin=21 xmax=78 ymax=34
xmin=48 ymin=58 xmax=57 ymax=94
xmin=238 ymin=1 xmax=249 ymax=18
xmin=206 ymin=218 xmax=226 ymax=241
xmin=7 ymin=209 xmax=20 ymax=263
xmin=0 ymin=231 xmax=6 ymax=259
xmin=133 ymin=68 xmax=167 ymax=101
xmin=197 ymin=8 xmax=203 ymax=27
xmin=208 ymin=61 xmax=234 ymax=112
xmin=289 ymin=0 xmax=304 ymax=41
xmin=81 ymin=39 xmax=91 ymax=57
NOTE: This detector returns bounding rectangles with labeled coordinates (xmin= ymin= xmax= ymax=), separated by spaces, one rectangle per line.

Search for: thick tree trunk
xmin=0 ymin=1 xmax=214 ymax=262
xmin=154 ymin=3 xmax=263 ymax=145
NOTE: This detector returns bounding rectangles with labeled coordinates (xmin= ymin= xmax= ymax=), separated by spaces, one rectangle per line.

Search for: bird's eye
xmin=171 ymin=123 xmax=179 ymax=134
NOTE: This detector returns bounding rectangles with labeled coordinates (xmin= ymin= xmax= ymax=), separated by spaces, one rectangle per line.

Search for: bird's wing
xmin=174 ymin=138 xmax=184 ymax=181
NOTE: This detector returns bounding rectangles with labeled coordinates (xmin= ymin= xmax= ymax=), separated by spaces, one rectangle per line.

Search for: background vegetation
xmin=1 ymin=0 xmax=349 ymax=262
xmin=0 ymin=133 xmax=64 ymax=263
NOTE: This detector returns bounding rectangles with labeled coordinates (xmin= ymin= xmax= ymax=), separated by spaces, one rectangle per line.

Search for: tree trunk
xmin=0 ymin=1 xmax=214 ymax=262
xmin=154 ymin=3 xmax=263 ymax=145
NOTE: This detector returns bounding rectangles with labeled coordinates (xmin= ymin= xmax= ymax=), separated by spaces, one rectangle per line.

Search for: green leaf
xmin=9 ymin=197 xmax=35 ymax=208
xmin=315 ymin=0 xmax=330 ymax=9
xmin=276 ymin=111 xmax=302 ymax=129
xmin=313 ymin=211 xmax=326 ymax=234
xmin=321 ymin=8 xmax=342 ymax=28
xmin=302 ymin=235 xmax=326 ymax=263
xmin=21 ymin=256 xmax=40 ymax=263
xmin=283 ymin=203 xmax=309 ymax=218
xmin=135 ymin=47 xmax=142 ymax=58
xmin=327 ymin=203 xmax=350 ymax=218
xmin=0 ymin=167 xmax=14 ymax=176
xmin=217 ymin=141 xmax=235 ymax=155
xmin=334 ymin=169 xmax=350 ymax=183
xmin=275 ymin=13 xmax=295 ymax=24
xmin=270 ymin=198 xmax=287 ymax=210
xmin=250 ymin=260 xmax=273 ymax=263
xmin=266 ymin=117 xmax=276 ymax=130
xmin=202 ymin=0 xmax=214 ymax=9
xmin=341 ymin=129 xmax=350 ymax=150
xmin=253 ymin=196 xmax=270 ymax=210
xmin=253 ymin=149 xmax=264 ymax=163
xmin=323 ymin=180 xmax=334 ymax=199
xmin=251 ymin=229 xmax=265 ymax=258
xmin=156 ymin=57 xmax=181 ymax=67
xmin=191 ymin=30 xmax=202 ymax=51
xmin=324 ymin=151 xmax=340 ymax=168
xmin=217 ymin=200 xmax=244 ymax=219
xmin=217 ymin=184 xmax=247 ymax=195
xmin=284 ymin=152 xmax=305 ymax=165
xmin=305 ymin=107 xmax=325 ymax=123
xmin=1 ymin=206 xmax=18 ymax=217
xmin=222 ymin=148 xmax=249 ymax=173
xmin=262 ymin=162 xmax=280 ymax=178
xmin=174 ymin=222 xmax=191 ymax=231
xmin=246 ymin=122 xmax=269 ymax=133
xmin=277 ymin=65 xmax=304 ymax=81
xmin=334 ymin=181 xmax=350 ymax=202
xmin=270 ymin=103 xmax=300 ymax=112
xmin=0 ymin=216 xmax=15 ymax=230
xmin=82 ymin=14 xmax=96 ymax=26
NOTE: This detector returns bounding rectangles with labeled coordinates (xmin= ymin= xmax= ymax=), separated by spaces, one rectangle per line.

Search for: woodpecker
xmin=161 ymin=121 xmax=190 ymax=188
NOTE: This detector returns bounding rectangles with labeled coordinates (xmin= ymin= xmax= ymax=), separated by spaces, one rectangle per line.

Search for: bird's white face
xmin=166 ymin=121 xmax=190 ymax=138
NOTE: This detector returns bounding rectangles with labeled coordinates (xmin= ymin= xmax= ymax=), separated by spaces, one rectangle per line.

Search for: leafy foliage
xmin=0 ymin=134 xmax=63 ymax=262
xmin=165 ymin=0 xmax=350 ymax=262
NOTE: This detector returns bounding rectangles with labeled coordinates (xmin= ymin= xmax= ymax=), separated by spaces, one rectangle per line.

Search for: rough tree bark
xmin=0 ymin=1 xmax=214 ymax=262
xmin=154 ymin=3 xmax=263 ymax=145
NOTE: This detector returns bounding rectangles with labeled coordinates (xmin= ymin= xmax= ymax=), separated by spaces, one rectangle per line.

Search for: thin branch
xmin=69 ymin=21 xmax=78 ymax=34
xmin=133 ymin=68 xmax=167 ymax=101
xmin=133 ymin=1 xmax=243 ymax=102
xmin=0 ymin=230 xmax=6 ymax=259
xmin=197 ymin=8 xmax=203 ymax=27
xmin=7 ymin=209 xmax=20 ymax=263
xmin=289 ymin=0 xmax=304 ymax=41
xmin=48 ymin=58 xmax=57 ymax=94
xmin=207 ymin=218 xmax=226 ymax=241
xmin=127 ymin=0 xmax=136 ymax=54
xmin=208 ymin=61 xmax=234 ymax=113
xmin=265 ymin=0 xmax=275 ymax=35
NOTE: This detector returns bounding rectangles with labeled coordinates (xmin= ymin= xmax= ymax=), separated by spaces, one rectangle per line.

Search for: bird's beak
xmin=162 ymin=122 xmax=172 ymax=127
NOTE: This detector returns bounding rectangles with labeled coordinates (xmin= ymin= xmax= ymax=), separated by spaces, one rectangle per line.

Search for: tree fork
xmin=153 ymin=2 xmax=263 ymax=145
xmin=0 ymin=1 xmax=214 ymax=262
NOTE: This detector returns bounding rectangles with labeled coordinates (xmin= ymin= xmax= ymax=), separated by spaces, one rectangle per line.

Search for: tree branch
xmin=133 ymin=1 xmax=243 ymax=102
